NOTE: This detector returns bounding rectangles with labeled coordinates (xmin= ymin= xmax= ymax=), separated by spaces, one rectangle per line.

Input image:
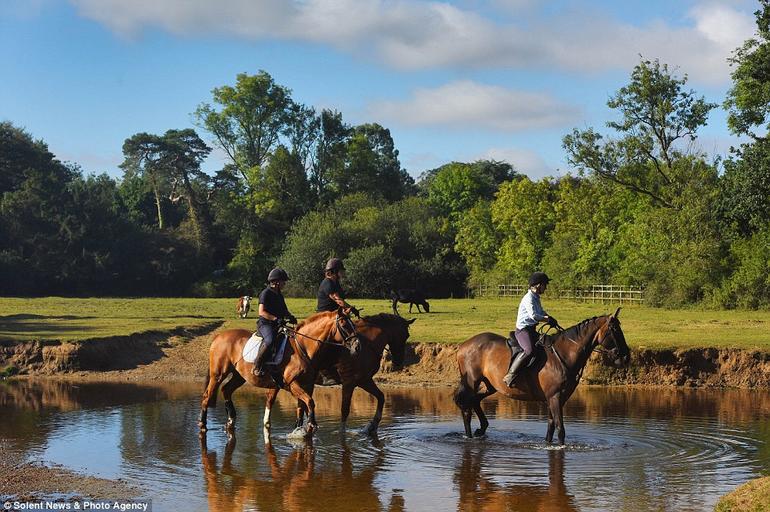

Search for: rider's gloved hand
xmin=348 ymin=306 xmax=360 ymax=318
xmin=547 ymin=316 xmax=558 ymax=327
xmin=287 ymin=314 xmax=298 ymax=324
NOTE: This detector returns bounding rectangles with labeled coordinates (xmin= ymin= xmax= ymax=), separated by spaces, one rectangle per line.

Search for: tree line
xmin=1 ymin=3 xmax=769 ymax=307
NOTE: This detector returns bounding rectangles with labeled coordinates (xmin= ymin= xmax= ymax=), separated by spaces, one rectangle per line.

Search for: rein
xmin=538 ymin=318 xmax=620 ymax=387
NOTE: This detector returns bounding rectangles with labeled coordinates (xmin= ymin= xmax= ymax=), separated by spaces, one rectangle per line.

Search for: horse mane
xmin=360 ymin=312 xmax=403 ymax=327
xmin=548 ymin=315 xmax=605 ymax=343
xmin=295 ymin=310 xmax=336 ymax=330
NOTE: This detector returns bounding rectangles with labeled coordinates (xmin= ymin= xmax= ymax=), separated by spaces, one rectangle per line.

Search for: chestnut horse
xmin=198 ymin=310 xmax=358 ymax=436
xmin=454 ymin=308 xmax=630 ymax=444
xmin=263 ymin=313 xmax=414 ymax=435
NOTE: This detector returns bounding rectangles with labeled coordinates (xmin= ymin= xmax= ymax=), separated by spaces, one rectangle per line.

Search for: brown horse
xmin=454 ymin=308 xmax=630 ymax=445
xmin=263 ymin=313 xmax=414 ymax=435
xmin=198 ymin=310 xmax=358 ymax=436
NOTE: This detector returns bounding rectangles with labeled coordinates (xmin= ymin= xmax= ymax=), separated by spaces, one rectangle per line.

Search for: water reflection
xmin=1 ymin=379 xmax=770 ymax=512
xmin=455 ymin=445 xmax=577 ymax=512
xmin=200 ymin=433 xmax=404 ymax=512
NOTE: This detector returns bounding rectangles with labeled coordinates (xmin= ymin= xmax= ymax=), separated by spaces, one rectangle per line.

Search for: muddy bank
xmin=0 ymin=321 xmax=222 ymax=374
xmin=379 ymin=343 xmax=770 ymax=388
xmin=3 ymin=326 xmax=770 ymax=388
xmin=0 ymin=442 xmax=138 ymax=501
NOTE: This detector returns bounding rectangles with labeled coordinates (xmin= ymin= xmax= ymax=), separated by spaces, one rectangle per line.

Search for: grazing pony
xmin=454 ymin=308 xmax=630 ymax=444
xmin=199 ymin=310 xmax=358 ymax=436
xmin=391 ymin=289 xmax=430 ymax=314
xmin=263 ymin=313 xmax=414 ymax=435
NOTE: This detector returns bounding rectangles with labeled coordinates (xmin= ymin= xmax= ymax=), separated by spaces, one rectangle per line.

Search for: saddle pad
xmin=242 ymin=333 xmax=262 ymax=363
xmin=242 ymin=332 xmax=288 ymax=365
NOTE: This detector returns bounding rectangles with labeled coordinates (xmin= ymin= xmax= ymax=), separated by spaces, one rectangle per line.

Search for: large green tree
xmin=563 ymin=59 xmax=717 ymax=209
xmin=194 ymin=71 xmax=294 ymax=183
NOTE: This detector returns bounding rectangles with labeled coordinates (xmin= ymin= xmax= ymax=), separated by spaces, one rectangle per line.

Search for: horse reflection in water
xmin=455 ymin=444 xmax=578 ymax=512
xmin=200 ymin=433 xmax=404 ymax=512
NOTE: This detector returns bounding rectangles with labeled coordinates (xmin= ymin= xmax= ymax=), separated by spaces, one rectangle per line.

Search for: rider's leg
xmin=503 ymin=327 xmax=536 ymax=387
xmin=253 ymin=320 xmax=275 ymax=376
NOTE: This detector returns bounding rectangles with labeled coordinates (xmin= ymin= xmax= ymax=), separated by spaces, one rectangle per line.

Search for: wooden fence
xmin=472 ymin=284 xmax=644 ymax=304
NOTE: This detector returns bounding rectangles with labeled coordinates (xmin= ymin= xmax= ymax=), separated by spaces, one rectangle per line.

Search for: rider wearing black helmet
xmin=253 ymin=267 xmax=297 ymax=377
xmin=316 ymin=258 xmax=359 ymax=316
xmin=503 ymin=271 xmax=558 ymax=387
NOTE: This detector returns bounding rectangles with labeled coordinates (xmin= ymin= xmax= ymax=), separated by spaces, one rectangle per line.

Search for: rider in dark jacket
xmin=316 ymin=258 xmax=359 ymax=316
xmin=253 ymin=268 xmax=297 ymax=377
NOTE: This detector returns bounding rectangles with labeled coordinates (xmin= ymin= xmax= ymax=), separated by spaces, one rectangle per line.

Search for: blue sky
xmin=0 ymin=0 xmax=759 ymax=180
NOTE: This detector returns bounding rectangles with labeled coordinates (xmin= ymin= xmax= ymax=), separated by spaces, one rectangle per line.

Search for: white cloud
xmin=367 ymin=80 xmax=580 ymax=131
xmin=475 ymin=147 xmax=556 ymax=179
xmin=69 ymin=0 xmax=757 ymax=83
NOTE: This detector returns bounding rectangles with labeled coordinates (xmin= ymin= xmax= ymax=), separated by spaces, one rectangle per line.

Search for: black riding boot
xmin=503 ymin=351 xmax=530 ymax=387
xmin=252 ymin=342 xmax=271 ymax=377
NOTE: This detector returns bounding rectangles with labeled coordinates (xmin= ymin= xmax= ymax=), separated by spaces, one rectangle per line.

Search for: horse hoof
xmin=361 ymin=422 xmax=378 ymax=436
xmin=473 ymin=429 xmax=487 ymax=437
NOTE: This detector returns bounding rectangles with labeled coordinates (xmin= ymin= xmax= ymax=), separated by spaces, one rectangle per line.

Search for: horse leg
xmin=546 ymin=408 xmax=556 ymax=443
xmin=546 ymin=394 xmax=566 ymax=445
xmin=295 ymin=398 xmax=307 ymax=429
xmin=222 ymin=372 xmax=245 ymax=434
xmin=289 ymin=381 xmax=316 ymax=437
xmin=264 ymin=388 xmax=279 ymax=430
xmin=358 ymin=378 xmax=384 ymax=435
xmin=472 ymin=399 xmax=489 ymax=437
xmin=340 ymin=383 xmax=355 ymax=431
xmin=461 ymin=407 xmax=473 ymax=437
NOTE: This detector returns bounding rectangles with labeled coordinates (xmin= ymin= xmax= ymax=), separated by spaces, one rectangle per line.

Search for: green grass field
xmin=0 ymin=297 xmax=769 ymax=350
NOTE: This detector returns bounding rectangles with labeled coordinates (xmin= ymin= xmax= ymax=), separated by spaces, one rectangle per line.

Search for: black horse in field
xmin=391 ymin=289 xmax=430 ymax=314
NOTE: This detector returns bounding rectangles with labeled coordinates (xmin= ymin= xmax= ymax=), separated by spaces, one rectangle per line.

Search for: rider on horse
xmin=316 ymin=258 xmax=359 ymax=316
xmin=253 ymin=268 xmax=297 ymax=377
xmin=503 ymin=271 xmax=558 ymax=387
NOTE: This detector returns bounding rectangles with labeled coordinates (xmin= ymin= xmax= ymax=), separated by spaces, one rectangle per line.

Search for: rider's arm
xmin=328 ymin=292 xmax=348 ymax=309
xmin=258 ymin=303 xmax=278 ymax=322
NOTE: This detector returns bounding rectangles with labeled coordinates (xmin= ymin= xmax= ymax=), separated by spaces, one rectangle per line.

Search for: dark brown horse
xmin=454 ymin=308 xmax=630 ymax=444
xmin=198 ymin=310 xmax=358 ymax=436
xmin=263 ymin=313 xmax=414 ymax=435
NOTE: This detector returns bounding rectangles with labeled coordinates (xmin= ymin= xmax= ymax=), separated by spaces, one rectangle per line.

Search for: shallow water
xmin=1 ymin=379 xmax=769 ymax=511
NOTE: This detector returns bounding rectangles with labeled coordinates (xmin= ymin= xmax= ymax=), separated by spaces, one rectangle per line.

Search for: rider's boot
xmin=503 ymin=351 xmax=529 ymax=387
xmin=252 ymin=342 xmax=271 ymax=377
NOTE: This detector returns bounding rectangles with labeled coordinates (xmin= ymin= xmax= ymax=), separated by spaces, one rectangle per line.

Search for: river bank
xmin=3 ymin=323 xmax=770 ymax=388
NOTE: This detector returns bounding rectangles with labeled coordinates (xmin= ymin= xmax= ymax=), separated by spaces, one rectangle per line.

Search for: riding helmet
xmin=528 ymin=271 xmax=550 ymax=287
xmin=267 ymin=267 xmax=290 ymax=283
xmin=324 ymin=258 xmax=345 ymax=273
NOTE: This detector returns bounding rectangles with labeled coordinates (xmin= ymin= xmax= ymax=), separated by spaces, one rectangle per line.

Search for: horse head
xmin=595 ymin=307 xmax=631 ymax=367
xmin=333 ymin=308 xmax=361 ymax=356
xmin=388 ymin=316 xmax=415 ymax=368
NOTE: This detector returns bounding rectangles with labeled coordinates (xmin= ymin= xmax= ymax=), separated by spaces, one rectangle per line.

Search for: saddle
xmin=505 ymin=331 xmax=547 ymax=368
xmin=243 ymin=333 xmax=289 ymax=366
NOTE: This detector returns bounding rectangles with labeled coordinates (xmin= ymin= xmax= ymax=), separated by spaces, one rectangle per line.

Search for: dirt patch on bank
xmin=0 ymin=321 xmax=223 ymax=376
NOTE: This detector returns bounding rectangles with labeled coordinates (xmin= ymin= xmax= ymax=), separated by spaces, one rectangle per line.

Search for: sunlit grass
xmin=0 ymin=297 xmax=768 ymax=350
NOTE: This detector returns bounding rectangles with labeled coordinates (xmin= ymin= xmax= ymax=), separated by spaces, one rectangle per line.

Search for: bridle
xmin=539 ymin=316 xmax=625 ymax=371
xmin=283 ymin=311 xmax=359 ymax=352
xmin=590 ymin=318 xmax=625 ymax=360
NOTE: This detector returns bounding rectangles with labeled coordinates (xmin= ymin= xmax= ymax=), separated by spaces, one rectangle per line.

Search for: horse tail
xmin=453 ymin=378 xmax=476 ymax=410
xmin=203 ymin=361 xmax=218 ymax=408
xmin=453 ymin=346 xmax=475 ymax=410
